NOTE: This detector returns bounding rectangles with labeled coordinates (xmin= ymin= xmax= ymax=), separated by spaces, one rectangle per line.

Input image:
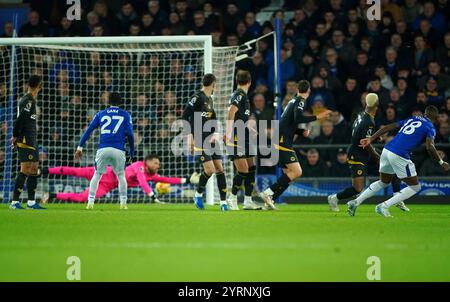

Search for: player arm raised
xmin=359 ymin=122 xmax=399 ymax=148
xmin=75 ymin=113 xmax=100 ymax=160
xmin=425 ymin=137 xmax=450 ymax=171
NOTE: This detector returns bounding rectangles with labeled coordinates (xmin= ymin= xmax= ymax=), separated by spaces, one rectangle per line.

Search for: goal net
xmin=0 ymin=37 xmax=238 ymax=204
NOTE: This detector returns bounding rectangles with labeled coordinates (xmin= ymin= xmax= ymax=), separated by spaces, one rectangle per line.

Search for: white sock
xmin=27 ymin=200 xmax=35 ymax=206
xmin=88 ymin=171 xmax=102 ymax=203
xmin=11 ymin=200 xmax=20 ymax=205
xmin=383 ymin=185 xmax=420 ymax=208
xmin=355 ymin=180 xmax=389 ymax=205
xmin=244 ymin=196 xmax=252 ymax=206
xmin=263 ymin=188 xmax=274 ymax=196
xmin=194 ymin=191 xmax=203 ymax=198
xmin=220 ymin=200 xmax=227 ymax=206
xmin=117 ymin=172 xmax=128 ymax=205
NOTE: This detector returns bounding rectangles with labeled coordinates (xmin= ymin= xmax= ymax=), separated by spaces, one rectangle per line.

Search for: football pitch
xmin=0 ymin=203 xmax=449 ymax=282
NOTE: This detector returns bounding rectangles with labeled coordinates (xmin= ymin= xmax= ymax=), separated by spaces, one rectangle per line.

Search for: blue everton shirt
xmin=385 ymin=115 xmax=436 ymax=159
xmin=79 ymin=106 xmax=134 ymax=158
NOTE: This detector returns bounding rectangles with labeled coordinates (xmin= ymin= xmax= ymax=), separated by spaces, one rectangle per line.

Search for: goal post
xmin=0 ymin=35 xmax=238 ymax=205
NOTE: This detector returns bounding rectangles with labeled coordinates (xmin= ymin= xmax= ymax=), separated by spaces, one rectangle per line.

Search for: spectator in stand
xmin=301 ymin=148 xmax=330 ymax=177
xmin=168 ymin=12 xmax=186 ymax=35
xmin=148 ymin=0 xmax=168 ymax=28
xmin=338 ymin=77 xmax=362 ymax=121
xmin=313 ymin=120 xmax=339 ymax=165
xmin=412 ymin=1 xmax=446 ymax=35
xmin=349 ymin=51 xmax=373 ymax=89
xmin=424 ymin=76 xmax=445 ymax=106
xmin=418 ymin=61 xmax=450 ymax=91
xmin=174 ymin=0 xmax=193 ymax=26
xmin=375 ymin=65 xmax=394 ymax=90
xmin=436 ymin=32 xmax=450 ymax=74
xmin=330 ymin=110 xmax=351 ymax=143
xmin=322 ymin=29 xmax=357 ymax=65
xmin=330 ymin=148 xmax=351 ymax=177
xmin=367 ymin=76 xmax=391 ymax=110
xmin=416 ymin=91 xmax=429 ymax=112
xmin=19 ymin=10 xmax=48 ymax=37
xmin=191 ymin=11 xmax=211 ymax=35
xmin=282 ymin=79 xmax=299 ymax=109
xmin=378 ymin=103 xmax=399 ymax=127
xmin=223 ymin=2 xmax=242 ymax=34
xmin=116 ymin=1 xmax=137 ymax=35
xmin=2 ymin=21 xmax=13 ymax=37
xmin=412 ymin=34 xmax=435 ymax=78
xmin=401 ymin=0 xmax=423 ymax=25
xmin=420 ymin=150 xmax=449 ymax=176
xmin=267 ymin=47 xmax=296 ymax=92
xmin=323 ymin=47 xmax=347 ymax=83
xmin=244 ymin=11 xmax=261 ymax=37
xmin=308 ymin=76 xmax=336 ymax=110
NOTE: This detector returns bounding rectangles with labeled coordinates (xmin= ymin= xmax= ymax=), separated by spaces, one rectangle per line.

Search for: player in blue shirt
xmin=348 ymin=105 xmax=449 ymax=217
xmin=74 ymin=92 xmax=134 ymax=209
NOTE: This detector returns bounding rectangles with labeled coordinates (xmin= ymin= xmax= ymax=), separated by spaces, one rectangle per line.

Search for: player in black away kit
xmin=182 ymin=73 xmax=228 ymax=211
xmin=327 ymin=93 xmax=408 ymax=212
xmin=10 ymin=75 xmax=46 ymax=209
xmin=225 ymin=70 xmax=261 ymax=210
xmin=259 ymin=80 xmax=331 ymax=210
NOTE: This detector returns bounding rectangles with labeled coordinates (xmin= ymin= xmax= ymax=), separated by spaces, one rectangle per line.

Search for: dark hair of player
xmin=424 ymin=105 xmax=439 ymax=119
xmin=109 ymin=92 xmax=122 ymax=106
xmin=202 ymin=73 xmax=216 ymax=87
xmin=145 ymin=154 xmax=160 ymax=161
xmin=28 ymin=75 xmax=41 ymax=89
xmin=236 ymin=70 xmax=251 ymax=85
xmin=298 ymin=80 xmax=310 ymax=93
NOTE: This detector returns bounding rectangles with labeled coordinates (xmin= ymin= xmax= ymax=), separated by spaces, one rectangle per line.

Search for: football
xmin=155 ymin=182 xmax=171 ymax=195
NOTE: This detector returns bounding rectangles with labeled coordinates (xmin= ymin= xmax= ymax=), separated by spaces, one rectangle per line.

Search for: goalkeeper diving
xmin=41 ymin=154 xmax=200 ymax=204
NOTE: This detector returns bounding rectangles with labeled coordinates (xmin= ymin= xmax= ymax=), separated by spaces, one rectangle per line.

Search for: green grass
xmin=0 ymin=203 xmax=449 ymax=281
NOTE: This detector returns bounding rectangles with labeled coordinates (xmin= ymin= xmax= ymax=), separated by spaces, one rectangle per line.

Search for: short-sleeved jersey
xmin=181 ymin=90 xmax=217 ymax=142
xmin=385 ymin=115 xmax=436 ymax=159
xmin=13 ymin=93 xmax=37 ymax=147
xmin=348 ymin=111 xmax=375 ymax=163
xmin=279 ymin=96 xmax=316 ymax=146
xmin=79 ymin=106 xmax=134 ymax=157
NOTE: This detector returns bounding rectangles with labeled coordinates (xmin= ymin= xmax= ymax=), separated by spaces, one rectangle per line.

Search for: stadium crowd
xmin=0 ymin=0 xmax=450 ymax=177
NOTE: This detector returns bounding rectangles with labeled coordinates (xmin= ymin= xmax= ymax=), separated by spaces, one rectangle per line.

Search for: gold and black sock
xmin=336 ymin=187 xmax=360 ymax=200
xmin=13 ymin=172 xmax=27 ymax=201
xmin=216 ymin=171 xmax=227 ymax=201
xmin=26 ymin=175 xmax=38 ymax=201
xmin=231 ymin=172 xmax=247 ymax=195
xmin=244 ymin=165 xmax=256 ymax=197
xmin=196 ymin=171 xmax=211 ymax=194
xmin=270 ymin=173 xmax=291 ymax=199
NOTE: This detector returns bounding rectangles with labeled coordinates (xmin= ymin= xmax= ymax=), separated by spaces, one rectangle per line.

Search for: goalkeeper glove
xmin=148 ymin=192 xmax=164 ymax=204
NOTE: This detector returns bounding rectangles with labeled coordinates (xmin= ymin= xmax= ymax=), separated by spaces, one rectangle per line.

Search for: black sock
xmin=27 ymin=175 xmax=38 ymax=201
xmin=216 ymin=172 xmax=227 ymax=201
xmin=245 ymin=166 xmax=256 ymax=197
xmin=231 ymin=172 xmax=247 ymax=195
xmin=392 ymin=176 xmax=401 ymax=193
xmin=336 ymin=187 xmax=360 ymax=200
xmin=196 ymin=171 xmax=211 ymax=194
xmin=13 ymin=172 xmax=27 ymax=201
xmin=269 ymin=173 xmax=291 ymax=199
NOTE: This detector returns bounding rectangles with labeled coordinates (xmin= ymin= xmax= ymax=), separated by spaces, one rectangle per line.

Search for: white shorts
xmin=95 ymin=147 xmax=126 ymax=175
xmin=379 ymin=148 xmax=417 ymax=179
